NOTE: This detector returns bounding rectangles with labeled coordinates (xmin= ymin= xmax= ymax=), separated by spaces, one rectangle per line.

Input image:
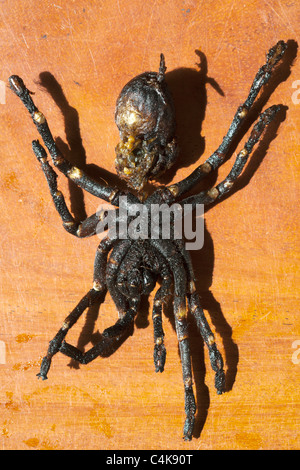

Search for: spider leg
xmin=9 ymin=75 xmax=139 ymax=206
xmin=179 ymin=105 xmax=281 ymax=207
xmin=59 ymin=239 xmax=139 ymax=365
xmin=59 ymin=297 xmax=139 ymax=364
xmin=152 ymin=263 xmax=173 ymax=373
xmin=97 ymin=240 xmax=143 ymax=338
xmin=174 ymin=310 xmax=196 ymax=441
xmin=152 ymin=291 xmax=166 ymax=372
xmin=37 ymin=234 xmax=117 ymax=380
xmin=96 ymin=238 xmax=137 ymax=337
xmin=174 ymin=240 xmax=225 ymax=393
xmin=37 ymin=286 xmax=106 ymax=380
xmin=174 ymin=107 xmax=281 ymax=393
xmin=151 ymin=239 xmax=196 ymax=440
xmin=164 ymin=41 xmax=287 ymax=199
xmin=106 ymin=239 xmax=133 ymax=316
xmin=93 ymin=235 xmax=118 ymax=290
xmin=31 ymin=140 xmax=117 ymax=237
xmin=60 ymin=240 xmax=141 ymax=361
xmin=173 ymin=239 xmax=196 ymax=293
xmin=188 ymin=293 xmax=225 ymax=394
xmin=59 ymin=238 xmax=139 ymax=364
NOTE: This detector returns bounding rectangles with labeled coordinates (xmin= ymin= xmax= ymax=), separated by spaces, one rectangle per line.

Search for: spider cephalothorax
xmin=114 ymin=54 xmax=178 ymax=191
xmin=9 ymin=40 xmax=287 ymax=440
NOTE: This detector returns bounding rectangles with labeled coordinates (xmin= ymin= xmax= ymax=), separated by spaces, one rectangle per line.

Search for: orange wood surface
xmin=0 ymin=0 xmax=299 ymax=450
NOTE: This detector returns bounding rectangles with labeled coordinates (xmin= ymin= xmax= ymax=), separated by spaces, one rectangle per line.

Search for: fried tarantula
xmin=9 ymin=40 xmax=287 ymax=440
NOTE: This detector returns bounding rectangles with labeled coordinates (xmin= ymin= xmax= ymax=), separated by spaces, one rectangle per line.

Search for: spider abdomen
xmin=113 ymin=240 xmax=160 ymax=299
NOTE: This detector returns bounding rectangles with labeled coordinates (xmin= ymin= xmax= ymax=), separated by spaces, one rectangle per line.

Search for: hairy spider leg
xmin=106 ymin=239 xmax=134 ymax=316
xmin=180 ymin=104 xmax=281 ymax=208
xmin=173 ymin=239 xmax=196 ymax=292
xmin=60 ymin=240 xmax=139 ymax=365
xmin=188 ymin=293 xmax=225 ymax=393
xmin=174 ymin=240 xmax=225 ymax=393
xmin=93 ymin=235 xmax=118 ymax=290
xmin=168 ymin=103 xmax=282 ymax=393
xmin=152 ymin=261 xmax=173 ymax=373
xmin=37 ymin=287 xmax=106 ymax=380
xmin=59 ymin=297 xmax=139 ymax=365
xmin=38 ymin=234 xmax=138 ymax=373
xmin=31 ymin=139 xmax=116 ymax=237
xmin=9 ymin=75 xmax=139 ymax=207
xmin=165 ymin=40 xmax=287 ymax=199
xmin=37 ymin=235 xmax=118 ymax=379
xmin=90 ymin=239 xmax=144 ymax=347
xmin=152 ymin=288 xmax=166 ymax=373
xmin=151 ymin=239 xmax=196 ymax=440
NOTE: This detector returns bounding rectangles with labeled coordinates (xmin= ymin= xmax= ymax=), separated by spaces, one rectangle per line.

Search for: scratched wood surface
xmin=0 ymin=0 xmax=299 ymax=450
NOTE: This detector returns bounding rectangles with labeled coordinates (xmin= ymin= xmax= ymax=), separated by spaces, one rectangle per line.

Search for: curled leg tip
xmin=36 ymin=372 xmax=48 ymax=381
xmin=274 ymin=40 xmax=288 ymax=56
xmin=9 ymin=74 xmax=37 ymax=114
xmin=9 ymin=75 xmax=27 ymax=96
xmin=183 ymin=418 xmax=194 ymax=441
xmin=37 ymin=356 xmax=52 ymax=380
xmin=262 ymin=104 xmax=281 ymax=121
xmin=32 ymin=140 xmax=47 ymax=160
xmin=215 ymin=370 xmax=226 ymax=394
xmin=267 ymin=40 xmax=288 ymax=66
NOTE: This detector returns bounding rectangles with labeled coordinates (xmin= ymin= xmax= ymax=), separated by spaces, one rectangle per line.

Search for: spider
xmin=9 ymin=40 xmax=287 ymax=441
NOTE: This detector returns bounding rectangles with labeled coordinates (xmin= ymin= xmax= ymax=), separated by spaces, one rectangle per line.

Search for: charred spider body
xmin=9 ymin=40 xmax=286 ymax=440
xmin=115 ymin=54 xmax=178 ymax=191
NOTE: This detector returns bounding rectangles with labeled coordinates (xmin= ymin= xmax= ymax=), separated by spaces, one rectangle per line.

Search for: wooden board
xmin=0 ymin=0 xmax=299 ymax=450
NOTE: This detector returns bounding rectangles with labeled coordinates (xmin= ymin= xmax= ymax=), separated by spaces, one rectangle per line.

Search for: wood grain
xmin=0 ymin=0 xmax=299 ymax=450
